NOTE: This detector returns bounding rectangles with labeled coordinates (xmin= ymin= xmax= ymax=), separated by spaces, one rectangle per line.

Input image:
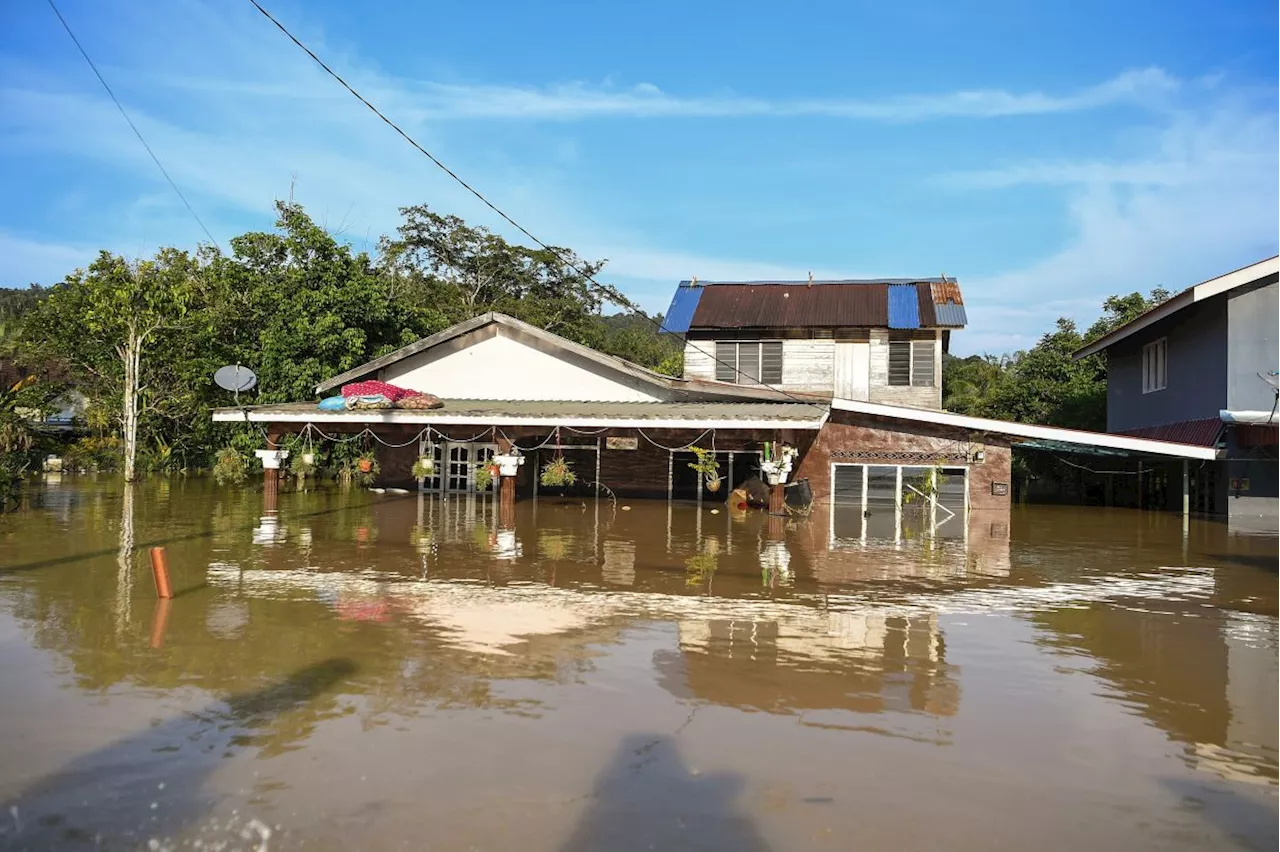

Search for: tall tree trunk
xmin=122 ymin=328 xmax=140 ymax=482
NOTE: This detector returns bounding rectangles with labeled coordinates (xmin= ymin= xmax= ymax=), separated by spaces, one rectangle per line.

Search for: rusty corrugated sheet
xmin=916 ymin=283 xmax=938 ymax=326
xmin=1118 ymin=418 xmax=1223 ymax=447
xmin=929 ymin=280 xmax=967 ymax=327
xmin=689 ymin=284 xmax=889 ymax=328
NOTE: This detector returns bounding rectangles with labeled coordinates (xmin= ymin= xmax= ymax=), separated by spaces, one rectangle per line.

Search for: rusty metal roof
xmin=1118 ymin=418 xmax=1224 ymax=447
xmin=687 ymin=280 xmax=965 ymax=329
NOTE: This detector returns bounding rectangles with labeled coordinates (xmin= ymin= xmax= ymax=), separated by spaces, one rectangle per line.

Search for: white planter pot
xmin=494 ymin=454 xmax=524 ymax=477
xmin=301 ymin=452 xmax=316 ymax=465
xmin=254 ymin=449 xmax=290 ymax=470
xmin=760 ymin=459 xmax=792 ymax=486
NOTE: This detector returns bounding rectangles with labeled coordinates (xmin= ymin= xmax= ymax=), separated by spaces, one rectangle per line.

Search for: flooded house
xmin=1073 ymin=256 xmax=1279 ymax=530
xmin=214 ymin=277 xmax=1218 ymax=534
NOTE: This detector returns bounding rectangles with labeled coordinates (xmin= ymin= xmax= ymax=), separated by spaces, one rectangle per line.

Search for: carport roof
xmin=831 ymin=398 xmax=1219 ymax=460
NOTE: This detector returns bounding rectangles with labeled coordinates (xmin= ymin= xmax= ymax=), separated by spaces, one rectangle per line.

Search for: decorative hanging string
xmin=636 ymin=428 xmax=715 ymax=453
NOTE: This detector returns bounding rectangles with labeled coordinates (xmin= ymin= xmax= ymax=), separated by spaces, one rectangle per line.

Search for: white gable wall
xmin=380 ymin=332 xmax=664 ymax=402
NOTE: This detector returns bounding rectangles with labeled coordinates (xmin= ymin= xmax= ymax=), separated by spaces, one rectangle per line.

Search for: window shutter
xmin=911 ymin=339 xmax=936 ymax=387
xmin=715 ymin=342 xmax=737 ymax=383
xmin=761 ymin=342 xmax=784 ymax=385
xmin=833 ymin=465 xmax=864 ymax=505
xmin=739 ymin=343 xmax=761 ymax=384
xmin=888 ymin=337 xmax=911 ymax=386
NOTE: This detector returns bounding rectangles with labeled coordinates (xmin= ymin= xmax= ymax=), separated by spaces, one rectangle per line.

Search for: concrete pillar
xmin=1182 ymin=459 xmax=1190 ymax=516
xmin=769 ymin=483 xmax=785 ymax=515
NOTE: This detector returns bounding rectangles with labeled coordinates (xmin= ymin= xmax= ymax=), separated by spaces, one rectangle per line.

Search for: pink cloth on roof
xmin=340 ymin=380 xmax=421 ymax=401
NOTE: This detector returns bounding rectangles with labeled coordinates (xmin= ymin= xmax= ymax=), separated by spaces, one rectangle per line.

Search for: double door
xmin=423 ymin=442 xmax=497 ymax=493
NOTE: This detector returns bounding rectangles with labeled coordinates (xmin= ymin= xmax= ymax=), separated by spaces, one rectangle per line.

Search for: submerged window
xmin=714 ymin=341 xmax=783 ymax=385
xmin=1142 ymin=337 xmax=1167 ymax=393
xmin=888 ymin=332 xmax=936 ymax=387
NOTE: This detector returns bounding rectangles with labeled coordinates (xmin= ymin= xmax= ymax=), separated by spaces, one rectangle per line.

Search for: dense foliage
xmin=2 ymin=201 xmax=677 ymax=477
xmin=943 ymin=289 xmax=1171 ymax=431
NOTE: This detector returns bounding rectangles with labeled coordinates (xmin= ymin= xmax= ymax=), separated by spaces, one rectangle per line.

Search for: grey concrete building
xmin=1075 ymin=257 xmax=1278 ymax=529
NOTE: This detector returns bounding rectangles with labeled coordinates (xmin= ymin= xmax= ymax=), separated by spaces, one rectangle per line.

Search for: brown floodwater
xmin=0 ymin=478 xmax=1275 ymax=851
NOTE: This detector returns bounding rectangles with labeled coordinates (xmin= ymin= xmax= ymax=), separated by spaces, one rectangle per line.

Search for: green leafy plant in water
xmin=213 ymin=446 xmax=249 ymax=486
xmin=539 ymin=455 xmax=576 ymax=487
xmin=474 ymin=460 xmax=495 ymax=491
xmin=685 ymin=552 xmax=718 ymax=589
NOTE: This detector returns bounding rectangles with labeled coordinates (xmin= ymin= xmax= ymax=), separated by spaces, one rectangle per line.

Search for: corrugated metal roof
xmin=1118 ymin=418 xmax=1223 ymax=447
xmin=684 ymin=280 xmax=965 ymax=329
xmin=929 ymin=280 xmax=967 ymax=327
xmin=660 ymin=283 xmax=704 ymax=333
xmin=690 ymin=284 xmax=888 ymax=328
xmin=887 ymin=284 xmax=920 ymax=329
xmin=214 ymin=399 xmax=825 ymax=425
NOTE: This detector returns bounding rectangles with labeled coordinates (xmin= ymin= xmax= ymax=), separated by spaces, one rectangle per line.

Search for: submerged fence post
xmin=149 ymin=546 xmax=173 ymax=599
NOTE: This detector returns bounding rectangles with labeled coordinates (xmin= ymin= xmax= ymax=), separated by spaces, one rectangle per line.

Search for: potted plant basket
xmin=540 ymin=454 xmax=577 ymax=488
xmin=411 ymin=456 xmax=435 ymax=479
xmin=354 ymin=452 xmax=380 ymax=487
xmin=688 ymin=447 xmax=721 ymax=493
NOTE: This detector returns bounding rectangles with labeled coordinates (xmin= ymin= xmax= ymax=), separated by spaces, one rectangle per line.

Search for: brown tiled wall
xmin=793 ymin=410 xmax=1012 ymax=513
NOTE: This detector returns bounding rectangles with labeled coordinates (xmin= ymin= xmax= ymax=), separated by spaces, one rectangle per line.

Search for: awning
xmin=1118 ymin=418 xmax=1223 ymax=447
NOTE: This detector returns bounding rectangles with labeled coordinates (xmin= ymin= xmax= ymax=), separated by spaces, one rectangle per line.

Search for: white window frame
xmin=714 ymin=340 xmax=783 ymax=385
xmin=829 ymin=462 xmax=969 ymax=543
xmin=1142 ymin=337 xmax=1167 ymax=394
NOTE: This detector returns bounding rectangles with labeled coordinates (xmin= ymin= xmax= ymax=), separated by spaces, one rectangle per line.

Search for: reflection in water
xmin=0 ymin=482 xmax=1275 ymax=851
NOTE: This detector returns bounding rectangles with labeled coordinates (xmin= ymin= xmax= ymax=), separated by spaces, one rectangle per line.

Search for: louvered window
xmin=888 ymin=332 xmax=936 ymax=387
xmin=713 ymin=341 xmax=783 ymax=385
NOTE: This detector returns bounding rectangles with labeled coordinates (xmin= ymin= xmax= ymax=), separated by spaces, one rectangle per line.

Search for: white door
xmin=834 ymin=341 xmax=869 ymax=400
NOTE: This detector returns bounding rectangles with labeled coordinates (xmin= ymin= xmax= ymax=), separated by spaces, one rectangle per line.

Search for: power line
xmin=45 ymin=0 xmax=221 ymax=251
xmin=244 ymin=0 xmax=827 ymax=412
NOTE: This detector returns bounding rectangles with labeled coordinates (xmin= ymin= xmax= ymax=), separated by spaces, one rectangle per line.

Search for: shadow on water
xmin=0 ymin=658 xmax=357 ymax=850
xmin=560 ymin=733 xmax=769 ymax=852
xmin=1160 ymin=778 xmax=1279 ymax=852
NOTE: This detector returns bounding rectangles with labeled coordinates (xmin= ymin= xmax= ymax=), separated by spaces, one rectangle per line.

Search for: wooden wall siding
xmin=793 ymin=410 xmax=1012 ymax=514
xmin=683 ymin=340 xmax=718 ymax=382
xmin=781 ymin=339 xmax=835 ymax=391
xmin=868 ymin=329 xmax=942 ymax=409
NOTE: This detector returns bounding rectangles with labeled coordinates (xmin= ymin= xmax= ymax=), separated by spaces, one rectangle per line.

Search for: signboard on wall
xmin=606 ymin=436 xmax=638 ymax=451
xmin=991 ymin=482 xmax=1010 ymax=496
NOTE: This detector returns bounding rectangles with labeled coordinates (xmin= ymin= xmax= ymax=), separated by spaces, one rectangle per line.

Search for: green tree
xmin=24 ymin=250 xmax=202 ymax=481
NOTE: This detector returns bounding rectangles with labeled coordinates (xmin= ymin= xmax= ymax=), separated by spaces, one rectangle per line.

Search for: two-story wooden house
xmin=663 ymin=278 xmax=966 ymax=408
xmin=1074 ymin=256 xmax=1278 ymax=527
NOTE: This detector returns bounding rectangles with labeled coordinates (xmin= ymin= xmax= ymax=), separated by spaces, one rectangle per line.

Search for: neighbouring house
xmin=664 ymin=277 xmax=967 ymax=408
xmin=1074 ymin=256 xmax=1279 ymax=527
xmin=216 ymin=295 xmax=1216 ymax=542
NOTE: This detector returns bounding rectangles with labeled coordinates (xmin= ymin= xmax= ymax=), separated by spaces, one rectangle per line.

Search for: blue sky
xmin=2 ymin=0 xmax=1276 ymax=354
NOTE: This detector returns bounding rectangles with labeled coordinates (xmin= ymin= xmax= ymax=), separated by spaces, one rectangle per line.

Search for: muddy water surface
xmin=0 ymin=479 xmax=1276 ymax=851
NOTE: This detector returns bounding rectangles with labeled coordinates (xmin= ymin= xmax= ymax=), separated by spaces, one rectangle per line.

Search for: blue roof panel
xmin=887 ymin=284 xmax=921 ymax=329
xmin=660 ymin=282 xmax=703 ymax=333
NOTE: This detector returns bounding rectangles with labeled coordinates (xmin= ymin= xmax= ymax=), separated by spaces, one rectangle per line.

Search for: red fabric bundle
xmin=341 ymin=380 xmax=421 ymax=401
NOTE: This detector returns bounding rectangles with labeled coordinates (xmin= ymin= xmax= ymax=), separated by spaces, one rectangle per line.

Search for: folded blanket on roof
xmin=341 ymin=380 xmax=420 ymax=401
xmin=345 ymin=394 xmax=395 ymax=410
xmin=395 ymin=393 xmax=443 ymax=410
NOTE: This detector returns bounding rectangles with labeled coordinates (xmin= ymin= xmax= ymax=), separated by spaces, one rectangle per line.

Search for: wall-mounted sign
xmin=991 ymin=482 xmax=1010 ymax=496
xmin=606 ymin=436 xmax=638 ymax=451
xmin=1230 ymin=478 xmax=1250 ymax=492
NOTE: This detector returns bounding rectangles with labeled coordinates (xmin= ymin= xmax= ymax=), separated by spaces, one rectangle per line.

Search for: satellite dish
xmin=214 ymin=365 xmax=258 ymax=393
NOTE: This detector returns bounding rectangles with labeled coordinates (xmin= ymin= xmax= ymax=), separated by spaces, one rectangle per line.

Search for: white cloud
xmin=953 ymin=102 xmax=1279 ymax=356
xmin=152 ymin=67 xmax=1181 ymax=123
xmin=0 ymin=231 xmax=101 ymax=288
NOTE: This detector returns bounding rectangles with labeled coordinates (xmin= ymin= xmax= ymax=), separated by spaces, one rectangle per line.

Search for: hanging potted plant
xmin=411 ymin=455 xmax=435 ymax=479
xmin=290 ymin=451 xmax=317 ymax=479
xmin=540 ymin=454 xmax=577 ymax=487
xmin=354 ymin=451 xmax=380 ymax=487
xmin=473 ymin=461 xmax=495 ymax=491
xmin=688 ymin=447 xmax=721 ymax=493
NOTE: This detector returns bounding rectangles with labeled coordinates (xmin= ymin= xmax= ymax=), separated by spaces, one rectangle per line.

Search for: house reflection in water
xmin=660 ymin=610 xmax=959 ymax=722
